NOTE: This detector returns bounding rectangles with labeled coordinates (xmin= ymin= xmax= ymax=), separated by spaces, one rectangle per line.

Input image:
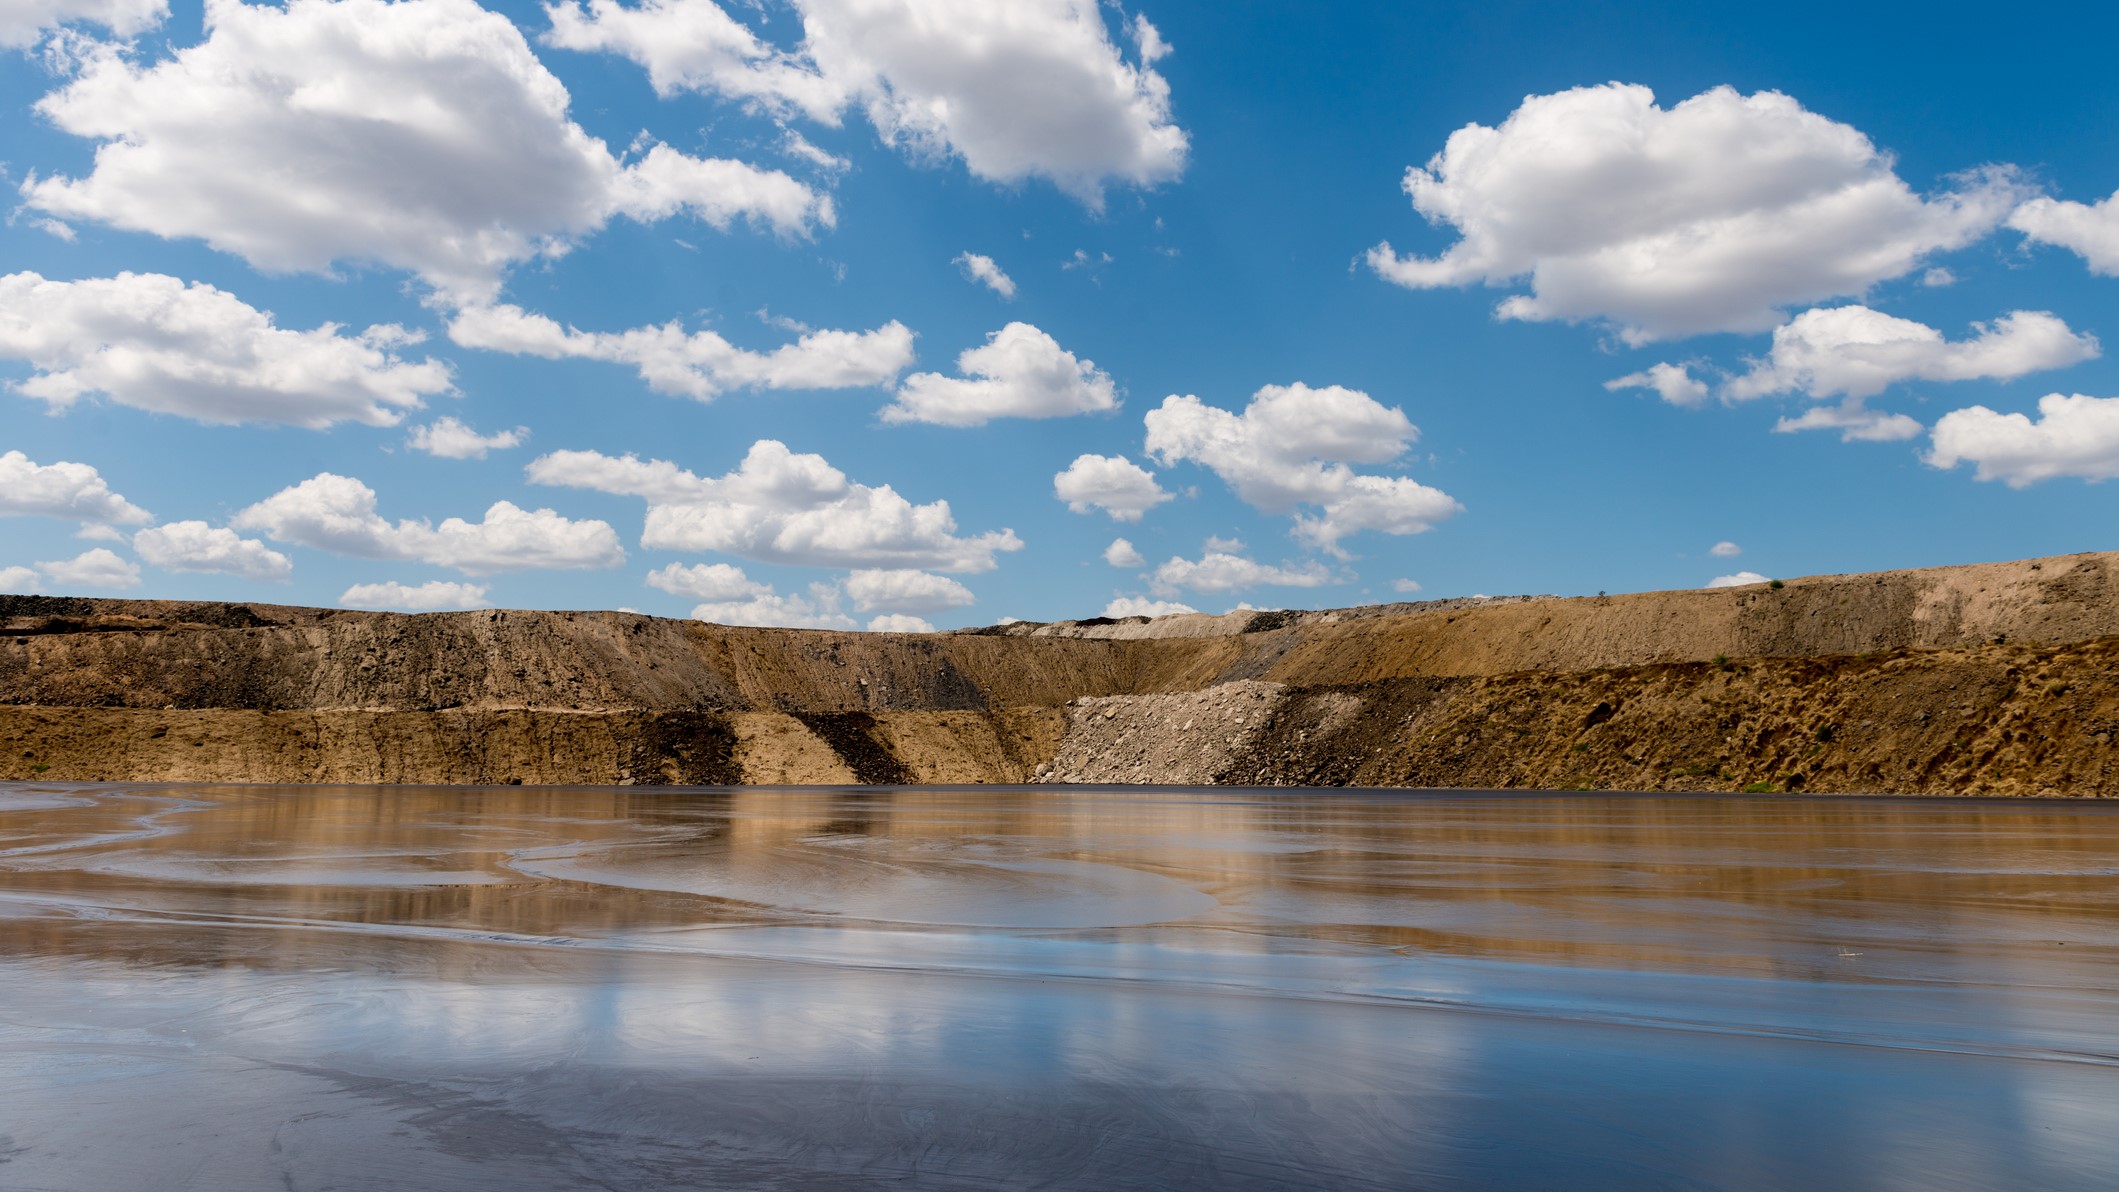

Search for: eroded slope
xmin=3 ymin=550 xmax=2116 ymax=792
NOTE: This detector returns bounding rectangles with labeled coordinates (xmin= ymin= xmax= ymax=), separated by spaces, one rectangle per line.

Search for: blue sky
xmin=2 ymin=0 xmax=2115 ymax=628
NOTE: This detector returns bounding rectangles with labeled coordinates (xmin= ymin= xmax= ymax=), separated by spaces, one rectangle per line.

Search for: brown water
xmin=1 ymin=782 xmax=2116 ymax=1190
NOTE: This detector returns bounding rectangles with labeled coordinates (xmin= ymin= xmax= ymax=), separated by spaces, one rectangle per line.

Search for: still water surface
xmin=1 ymin=783 xmax=2116 ymax=1189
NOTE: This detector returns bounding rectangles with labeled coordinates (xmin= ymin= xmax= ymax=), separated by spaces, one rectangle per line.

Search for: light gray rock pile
xmin=1033 ymin=680 xmax=1290 ymax=784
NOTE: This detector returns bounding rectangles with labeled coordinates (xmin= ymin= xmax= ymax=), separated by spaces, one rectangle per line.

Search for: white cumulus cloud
xmin=1928 ymin=393 xmax=2119 ymax=487
xmin=645 ymin=561 xmax=769 ymax=601
xmin=1053 ymin=453 xmax=1170 ymax=522
xmin=543 ymin=0 xmax=842 ymax=116
xmin=340 ymin=579 xmax=491 ymax=611
xmin=0 ymin=272 xmax=452 ymax=427
xmin=1144 ymin=382 xmax=1461 ymax=556
xmin=0 ymin=449 xmax=151 ymax=524
xmin=1390 ymin=578 xmax=1422 ymax=594
xmin=233 ymin=473 xmax=625 ymax=573
xmin=2010 ymin=190 xmax=2119 ymax=275
xmin=866 ymin=613 xmax=934 ymax=633
xmin=800 ymin=0 xmax=1186 ymax=204
xmin=1145 ymin=383 xmax=1410 ymax=507
xmin=885 ymin=322 xmax=1115 ymax=426
xmin=1605 ymin=362 xmax=1708 ymax=407
xmin=690 ymin=582 xmax=854 ymax=629
xmin=36 ymin=547 xmax=140 ymax=589
xmin=1367 ymin=83 xmax=2027 ymax=343
xmin=650 ymin=561 xmax=946 ymax=630
xmin=448 ymin=302 xmax=912 ymax=401
xmin=133 ymin=521 xmax=292 ymax=581
xmin=1 ymin=0 xmax=165 ymax=47
xmin=527 ymin=440 xmax=1022 ymax=572
xmin=1710 ymin=541 xmax=1742 ymax=558
xmin=779 ymin=129 xmax=849 ymax=174
xmin=546 ymin=0 xmax=1186 ymax=205
xmin=953 ymin=251 xmax=1016 ymax=299
xmin=843 ymin=568 xmax=973 ymax=613
xmin=23 ymin=0 xmax=829 ymax=298
xmin=1706 ymin=571 xmax=1771 ymax=588
xmin=1103 ymin=537 xmax=1144 ymax=568
xmin=1148 ymin=547 xmax=1337 ymax=597
xmin=1725 ymin=306 xmax=2098 ymax=400
xmin=1772 ymin=399 xmax=1923 ymax=442
xmin=1102 ymin=595 xmax=1194 ymax=619
xmin=0 ymin=566 xmax=39 ymax=591
xmin=407 ymin=417 xmax=527 ymax=459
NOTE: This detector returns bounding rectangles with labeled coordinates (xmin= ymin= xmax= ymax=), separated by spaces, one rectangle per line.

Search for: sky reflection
xmin=1 ymin=783 xmax=2115 ymax=1189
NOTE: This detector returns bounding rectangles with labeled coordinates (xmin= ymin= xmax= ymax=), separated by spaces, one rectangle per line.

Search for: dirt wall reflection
xmin=4 ymin=783 xmax=2119 ymax=1189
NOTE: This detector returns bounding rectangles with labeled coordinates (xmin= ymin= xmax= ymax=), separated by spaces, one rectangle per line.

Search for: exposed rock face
xmin=3 ymin=551 xmax=2117 ymax=793
xmin=1039 ymin=681 xmax=1289 ymax=784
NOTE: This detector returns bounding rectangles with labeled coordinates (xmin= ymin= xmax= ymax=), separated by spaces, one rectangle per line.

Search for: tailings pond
xmin=2 ymin=783 xmax=2115 ymax=1189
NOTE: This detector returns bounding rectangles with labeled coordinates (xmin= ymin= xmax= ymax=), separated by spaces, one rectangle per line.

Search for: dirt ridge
xmin=3 ymin=549 xmax=2116 ymax=793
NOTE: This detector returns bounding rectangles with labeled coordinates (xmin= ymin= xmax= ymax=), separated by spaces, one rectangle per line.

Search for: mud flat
xmin=3 ymin=550 xmax=2117 ymax=792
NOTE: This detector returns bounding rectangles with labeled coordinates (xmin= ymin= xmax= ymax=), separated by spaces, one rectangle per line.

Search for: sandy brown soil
xmin=1089 ymin=638 xmax=2119 ymax=797
xmin=4 ymin=550 xmax=2116 ymax=792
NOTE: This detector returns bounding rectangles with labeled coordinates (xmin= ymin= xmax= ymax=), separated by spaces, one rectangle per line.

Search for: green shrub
xmin=1741 ymin=780 xmax=1775 ymax=793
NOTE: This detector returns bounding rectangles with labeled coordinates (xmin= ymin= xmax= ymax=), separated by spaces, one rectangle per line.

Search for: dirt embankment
xmin=3 ymin=551 xmax=2117 ymax=792
xmin=1048 ymin=639 xmax=2119 ymax=797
